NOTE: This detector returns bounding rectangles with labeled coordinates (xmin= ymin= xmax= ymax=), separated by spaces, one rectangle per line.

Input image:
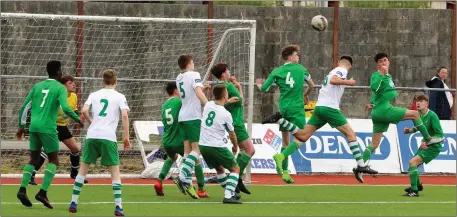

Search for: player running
xmin=256 ymin=45 xmax=314 ymax=184
xmin=174 ymin=55 xmax=209 ymax=199
xmin=403 ymin=95 xmax=444 ymax=197
xmin=16 ymin=61 xmax=83 ymax=209
xmin=197 ymin=84 xmax=242 ymax=204
xmin=211 ymin=63 xmax=252 ymax=195
xmin=363 ymin=53 xmax=443 ymax=166
xmin=262 ymin=56 xmax=378 ymax=183
xmin=68 ymin=69 xmax=130 ymax=216
xmin=28 ymin=75 xmax=88 ymax=185
xmin=153 ymin=82 xmax=185 ymax=196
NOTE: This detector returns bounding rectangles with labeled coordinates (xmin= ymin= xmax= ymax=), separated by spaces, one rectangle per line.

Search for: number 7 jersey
xmin=84 ymin=88 xmax=130 ymax=142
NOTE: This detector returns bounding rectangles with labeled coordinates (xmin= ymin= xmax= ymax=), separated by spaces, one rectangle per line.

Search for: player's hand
xmin=230 ymin=76 xmax=242 ymax=88
xmin=255 ymin=78 xmax=265 ymax=89
xmin=347 ymin=78 xmax=356 ymax=86
xmin=16 ymin=128 xmax=25 ymax=140
xmin=232 ymin=145 xmax=239 ymax=155
xmin=380 ymin=65 xmax=389 ymax=74
xmin=304 ymin=95 xmax=310 ymax=105
xmin=403 ymin=127 xmax=410 ymax=134
xmin=203 ymin=82 xmax=211 ymax=90
xmin=123 ymin=138 xmax=131 ymax=150
xmin=228 ymin=97 xmax=239 ymax=104
xmin=419 ymin=142 xmax=428 ymax=150
xmin=365 ymin=104 xmax=373 ymax=111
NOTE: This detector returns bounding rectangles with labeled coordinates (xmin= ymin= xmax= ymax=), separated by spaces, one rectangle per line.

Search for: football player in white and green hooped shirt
xmin=174 ymin=55 xmax=210 ymax=199
xmin=69 ymin=69 xmax=130 ymax=216
xmin=263 ymin=56 xmax=378 ymax=183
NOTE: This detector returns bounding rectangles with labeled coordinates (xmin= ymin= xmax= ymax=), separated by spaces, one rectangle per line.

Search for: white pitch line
xmin=2 ymin=201 xmax=455 ymax=205
xmin=1 ymin=184 xmax=455 ymax=187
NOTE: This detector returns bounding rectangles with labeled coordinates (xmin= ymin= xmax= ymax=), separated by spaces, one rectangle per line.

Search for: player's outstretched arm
xmin=258 ymin=73 xmax=275 ymax=93
xmin=304 ymin=78 xmax=315 ymax=97
xmin=59 ymin=86 xmax=82 ymax=125
xmin=17 ymin=88 xmax=34 ymax=139
xmin=195 ymin=86 xmax=208 ymax=105
xmin=80 ymin=104 xmax=92 ymax=124
xmin=121 ymin=109 xmax=130 ymax=150
xmin=330 ymin=75 xmax=356 ymax=86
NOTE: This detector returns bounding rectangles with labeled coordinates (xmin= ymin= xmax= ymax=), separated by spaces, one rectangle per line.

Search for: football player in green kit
xmin=403 ymin=95 xmax=444 ymax=197
xmin=256 ymin=45 xmax=314 ymax=184
xmin=363 ymin=53 xmax=443 ymax=171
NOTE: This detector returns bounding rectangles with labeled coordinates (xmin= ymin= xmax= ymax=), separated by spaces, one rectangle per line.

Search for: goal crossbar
xmin=0 ymin=13 xmax=256 ymax=25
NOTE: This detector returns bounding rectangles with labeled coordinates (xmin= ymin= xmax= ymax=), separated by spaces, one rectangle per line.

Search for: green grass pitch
xmin=1 ymin=184 xmax=455 ymax=216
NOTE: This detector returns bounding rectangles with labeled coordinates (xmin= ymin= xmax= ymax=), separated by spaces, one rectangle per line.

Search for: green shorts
xmin=200 ymin=145 xmax=237 ymax=169
xmin=234 ymin=124 xmax=250 ymax=143
xmin=415 ymin=143 xmax=442 ymax=164
xmin=307 ymin=106 xmax=348 ymax=129
xmin=180 ymin=120 xmax=201 ymax=143
xmin=164 ymin=144 xmax=184 ymax=158
xmin=29 ymin=132 xmax=59 ymax=154
xmin=81 ymin=138 xmax=120 ymax=166
xmin=279 ymin=107 xmax=306 ymax=131
xmin=371 ymin=103 xmax=407 ymax=133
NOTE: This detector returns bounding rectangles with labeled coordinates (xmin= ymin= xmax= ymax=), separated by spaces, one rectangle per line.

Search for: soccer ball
xmin=311 ymin=15 xmax=328 ymax=31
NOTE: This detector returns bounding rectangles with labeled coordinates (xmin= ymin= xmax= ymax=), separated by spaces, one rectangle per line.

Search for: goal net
xmin=0 ymin=13 xmax=256 ymax=180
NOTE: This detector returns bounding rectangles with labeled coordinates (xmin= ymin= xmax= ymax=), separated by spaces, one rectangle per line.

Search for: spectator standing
xmin=425 ymin=67 xmax=453 ymax=120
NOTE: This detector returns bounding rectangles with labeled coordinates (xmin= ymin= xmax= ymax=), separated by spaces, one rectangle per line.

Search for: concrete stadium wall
xmin=1 ymin=2 xmax=453 ymax=123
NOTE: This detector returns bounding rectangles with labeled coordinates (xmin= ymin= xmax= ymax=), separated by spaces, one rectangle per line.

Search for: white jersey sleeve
xmin=84 ymin=94 xmax=93 ymax=106
xmin=333 ymin=69 xmax=348 ymax=79
xmin=224 ymin=110 xmax=234 ymax=132
xmin=192 ymin=73 xmax=204 ymax=89
xmin=118 ymin=94 xmax=130 ymax=111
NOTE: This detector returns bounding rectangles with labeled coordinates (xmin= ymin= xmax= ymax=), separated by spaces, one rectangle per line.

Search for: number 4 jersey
xmin=260 ymin=63 xmax=311 ymax=111
xmin=84 ymin=88 xmax=129 ymax=142
xmin=161 ymin=97 xmax=184 ymax=147
xmin=316 ymin=67 xmax=348 ymax=110
xmin=199 ymin=101 xmax=234 ymax=148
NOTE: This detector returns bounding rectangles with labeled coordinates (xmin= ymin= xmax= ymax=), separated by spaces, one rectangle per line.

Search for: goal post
xmin=0 ymin=13 xmax=256 ymax=182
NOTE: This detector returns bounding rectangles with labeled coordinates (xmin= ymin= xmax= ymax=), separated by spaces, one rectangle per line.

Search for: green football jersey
xmin=370 ymin=71 xmax=398 ymax=106
xmin=161 ymin=97 xmax=184 ymax=146
xmin=18 ymin=79 xmax=80 ymax=134
xmin=260 ymin=63 xmax=311 ymax=110
xmin=217 ymin=81 xmax=244 ymax=127
xmin=419 ymin=109 xmax=443 ymax=141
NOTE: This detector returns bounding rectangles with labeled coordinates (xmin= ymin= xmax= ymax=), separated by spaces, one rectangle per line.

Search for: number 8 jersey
xmin=84 ymin=88 xmax=129 ymax=142
xmin=199 ymin=101 xmax=234 ymax=148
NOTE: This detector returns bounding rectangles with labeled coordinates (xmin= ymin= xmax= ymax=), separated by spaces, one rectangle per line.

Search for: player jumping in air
xmin=28 ymin=75 xmax=88 ymax=185
xmin=154 ymin=82 xmax=185 ymax=196
xmin=211 ymin=63 xmax=252 ymax=195
xmin=16 ymin=61 xmax=83 ymax=209
xmin=403 ymin=95 xmax=444 ymax=197
xmin=198 ymin=84 xmax=242 ymax=204
xmin=256 ymin=45 xmax=314 ymax=184
xmin=69 ymin=69 xmax=130 ymax=216
xmin=262 ymin=56 xmax=378 ymax=183
xmin=174 ymin=55 xmax=210 ymax=199
xmin=363 ymin=53 xmax=443 ymax=168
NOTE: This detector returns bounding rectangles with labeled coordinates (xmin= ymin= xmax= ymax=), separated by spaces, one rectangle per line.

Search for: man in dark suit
xmin=425 ymin=67 xmax=453 ymax=120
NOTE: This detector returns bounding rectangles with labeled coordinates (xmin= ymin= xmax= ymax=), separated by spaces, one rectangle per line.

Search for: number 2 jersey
xmin=260 ymin=63 xmax=311 ymax=111
xmin=84 ymin=88 xmax=129 ymax=142
xmin=176 ymin=71 xmax=204 ymax=122
xmin=18 ymin=79 xmax=80 ymax=134
xmin=161 ymin=97 xmax=184 ymax=146
xmin=316 ymin=67 xmax=348 ymax=110
xmin=199 ymin=101 xmax=234 ymax=148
